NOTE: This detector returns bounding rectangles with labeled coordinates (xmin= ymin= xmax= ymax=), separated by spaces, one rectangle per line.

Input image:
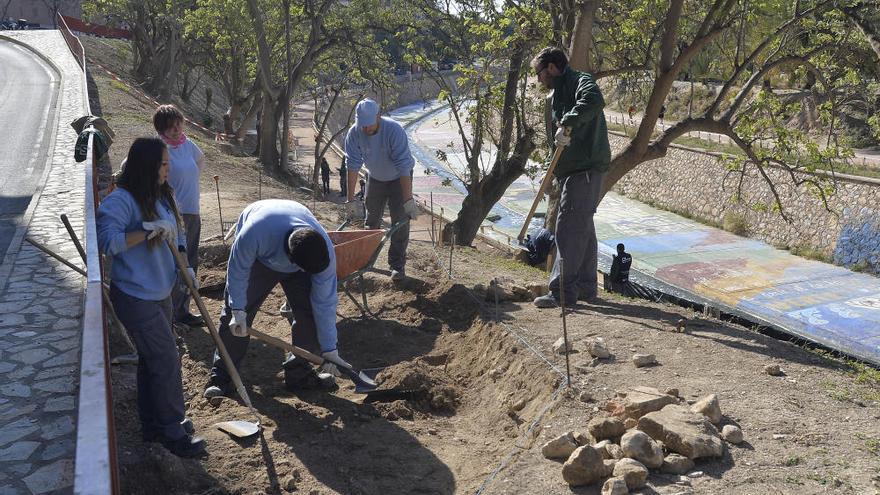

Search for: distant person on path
xmin=153 ymin=104 xmax=206 ymax=329
xmin=338 ymin=157 xmax=347 ymax=198
xmin=203 ymin=199 xmax=357 ymax=396
xmin=659 ymin=105 xmax=666 ymax=126
xmin=97 ymin=137 xmax=206 ymax=457
xmin=320 ymin=157 xmax=331 ymax=195
xmin=627 ymin=105 xmax=635 ymax=121
xmin=530 ymin=47 xmax=611 ymax=309
xmin=607 ymin=243 xmax=633 ymax=294
xmin=344 ymin=98 xmax=418 ymax=281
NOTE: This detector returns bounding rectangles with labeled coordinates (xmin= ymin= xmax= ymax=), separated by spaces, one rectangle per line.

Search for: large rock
xmin=588 ymin=338 xmax=611 ymax=358
xmin=594 ymin=440 xmax=613 ymax=459
xmin=620 ymin=430 xmax=664 ymax=469
xmin=562 ymin=446 xmax=606 ymax=486
xmin=588 ymin=416 xmax=626 ymax=441
xmin=612 ymin=458 xmax=649 ymax=490
xmin=602 ymin=459 xmax=618 ymax=477
xmin=601 ymin=477 xmax=629 ymax=495
xmin=542 ymin=432 xmax=579 ymax=459
xmin=553 ymin=337 xmax=574 ymax=355
xmin=632 ymin=354 xmax=656 ymax=367
xmin=690 ymin=394 xmax=722 ymax=424
xmin=660 ymin=453 xmax=695 ymax=475
xmin=624 ymin=386 xmax=678 ymax=419
xmin=721 ymin=425 xmax=744 ymax=444
xmin=606 ymin=443 xmax=625 ymax=460
xmin=638 ymin=404 xmax=724 ymax=459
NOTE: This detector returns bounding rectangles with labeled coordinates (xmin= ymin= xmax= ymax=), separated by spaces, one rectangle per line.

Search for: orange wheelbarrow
xmin=330 ymin=220 xmax=409 ymax=317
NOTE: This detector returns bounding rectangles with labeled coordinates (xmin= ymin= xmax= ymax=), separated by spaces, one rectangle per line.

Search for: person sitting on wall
xmin=607 ymin=243 xmax=632 ymax=294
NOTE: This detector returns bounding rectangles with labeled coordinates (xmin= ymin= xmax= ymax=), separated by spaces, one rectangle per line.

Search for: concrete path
xmin=0 ymin=31 xmax=88 ymax=495
xmin=405 ymin=103 xmax=880 ymax=367
xmin=0 ymin=42 xmax=58 ymax=263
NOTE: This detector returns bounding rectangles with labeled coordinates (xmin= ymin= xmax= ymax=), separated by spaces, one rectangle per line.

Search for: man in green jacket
xmin=531 ymin=47 xmax=611 ymax=308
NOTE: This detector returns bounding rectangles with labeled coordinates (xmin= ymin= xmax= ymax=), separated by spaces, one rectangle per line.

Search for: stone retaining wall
xmin=610 ymin=133 xmax=880 ymax=274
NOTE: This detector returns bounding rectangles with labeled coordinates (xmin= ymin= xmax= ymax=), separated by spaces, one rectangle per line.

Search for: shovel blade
xmin=215 ymin=420 xmax=260 ymax=438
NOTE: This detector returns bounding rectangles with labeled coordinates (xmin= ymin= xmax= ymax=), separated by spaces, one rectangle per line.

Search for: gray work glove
xmin=554 ymin=126 xmax=571 ymax=147
xmin=229 ymin=309 xmax=248 ymax=337
xmin=320 ymin=349 xmax=353 ymax=377
xmin=345 ymin=200 xmax=365 ymax=221
xmin=142 ymin=219 xmax=176 ymax=241
xmin=403 ymin=198 xmax=419 ymax=220
xmin=178 ymin=267 xmax=198 ymax=292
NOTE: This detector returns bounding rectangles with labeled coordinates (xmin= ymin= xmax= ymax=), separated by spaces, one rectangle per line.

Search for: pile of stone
xmin=541 ymin=386 xmax=744 ymax=493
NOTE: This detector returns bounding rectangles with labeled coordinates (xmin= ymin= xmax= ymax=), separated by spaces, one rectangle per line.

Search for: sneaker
xmin=533 ymin=294 xmax=559 ymax=308
xmin=203 ymin=379 xmax=230 ymax=399
xmin=390 ymin=269 xmax=406 ymax=281
xmin=279 ymin=302 xmax=293 ymax=320
xmin=143 ymin=418 xmax=195 ymax=442
xmin=283 ymin=358 xmax=338 ymax=391
xmin=178 ymin=313 xmax=206 ymax=327
xmin=160 ymin=434 xmax=206 ymax=458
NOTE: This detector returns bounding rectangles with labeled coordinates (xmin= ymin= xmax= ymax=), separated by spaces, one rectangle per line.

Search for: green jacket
xmin=550 ymin=67 xmax=611 ymax=177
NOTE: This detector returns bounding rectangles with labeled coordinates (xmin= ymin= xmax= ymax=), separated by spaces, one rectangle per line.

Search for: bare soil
xmin=88 ymin=36 xmax=880 ymax=495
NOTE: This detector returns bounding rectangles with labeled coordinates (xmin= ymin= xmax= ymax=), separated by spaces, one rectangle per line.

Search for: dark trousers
xmin=209 ymin=261 xmax=320 ymax=385
xmin=110 ymin=286 xmax=186 ymax=440
xmin=549 ymin=171 xmax=605 ymax=302
xmin=172 ymin=213 xmax=201 ymax=320
xmin=364 ymin=177 xmax=409 ymax=271
xmin=321 ymin=176 xmax=330 ymax=195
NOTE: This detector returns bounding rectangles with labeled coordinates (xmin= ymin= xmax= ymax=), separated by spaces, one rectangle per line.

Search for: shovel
xmin=246 ymin=328 xmax=377 ymax=391
xmin=516 ymin=129 xmax=570 ymax=245
xmin=165 ymin=240 xmax=261 ymax=438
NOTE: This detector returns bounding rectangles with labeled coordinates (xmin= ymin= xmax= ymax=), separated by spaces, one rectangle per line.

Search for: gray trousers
xmin=209 ymin=261 xmax=320 ymax=385
xmin=109 ymin=286 xmax=186 ymax=440
xmin=172 ymin=214 xmax=201 ymax=320
xmin=364 ymin=177 xmax=409 ymax=271
xmin=549 ymin=171 xmax=605 ymax=302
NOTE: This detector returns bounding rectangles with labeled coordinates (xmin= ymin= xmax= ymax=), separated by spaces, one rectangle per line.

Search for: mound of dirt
xmin=376 ymin=360 xmax=462 ymax=413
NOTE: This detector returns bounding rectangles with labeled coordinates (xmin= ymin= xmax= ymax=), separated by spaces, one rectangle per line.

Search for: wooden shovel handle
xmin=248 ymin=328 xmax=324 ymax=367
xmin=164 ymin=240 xmax=256 ymax=411
xmin=517 ymin=137 xmax=569 ymax=243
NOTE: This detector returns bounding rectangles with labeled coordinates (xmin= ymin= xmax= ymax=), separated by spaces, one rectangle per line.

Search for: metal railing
xmin=57 ymin=12 xmax=119 ymax=495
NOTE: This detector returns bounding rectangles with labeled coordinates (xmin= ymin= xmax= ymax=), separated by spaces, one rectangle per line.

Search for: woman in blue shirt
xmin=97 ymin=137 xmax=206 ymax=457
xmin=154 ymin=104 xmax=206 ymax=328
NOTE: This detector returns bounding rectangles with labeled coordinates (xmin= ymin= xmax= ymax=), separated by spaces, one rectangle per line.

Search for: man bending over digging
xmin=204 ymin=199 xmax=357 ymax=397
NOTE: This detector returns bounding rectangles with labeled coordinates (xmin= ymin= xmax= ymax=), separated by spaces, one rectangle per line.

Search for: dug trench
xmin=111 ymin=238 xmax=561 ymax=495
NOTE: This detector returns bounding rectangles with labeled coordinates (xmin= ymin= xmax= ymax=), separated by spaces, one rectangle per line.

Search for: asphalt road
xmin=0 ymin=40 xmax=58 ymax=263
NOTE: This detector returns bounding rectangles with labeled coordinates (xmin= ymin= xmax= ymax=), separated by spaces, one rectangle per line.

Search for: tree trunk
xmin=445 ymin=130 xmax=536 ymax=245
xmin=234 ymin=92 xmax=261 ymax=141
xmin=258 ymin=93 xmax=281 ymax=168
xmin=567 ymin=0 xmax=598 ymax=72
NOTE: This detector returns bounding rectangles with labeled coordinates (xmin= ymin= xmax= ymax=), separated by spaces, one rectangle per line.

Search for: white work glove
xmin=403 ymin=198 xmax=419 ymax=220
xmin=346 ymin=200 xmax=365 ymax=221
xmin=320 ymin=349 xmax=353 ymax=377
xmin=554 ymin=126 xmax=571 ymax=147
xmin=143 ymin=219 xmax=176 ymax=241
xmin=229 ymin=309 xmax=248 ymax=337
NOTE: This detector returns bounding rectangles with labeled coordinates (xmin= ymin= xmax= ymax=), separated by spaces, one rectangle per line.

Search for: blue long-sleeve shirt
xmin=344 ymin=116 xmax=415 ymax=181
xmin=97 ymin=188 xmax=185 ymax=301
xmin=227 ymin=200 xmax=339 ymax=352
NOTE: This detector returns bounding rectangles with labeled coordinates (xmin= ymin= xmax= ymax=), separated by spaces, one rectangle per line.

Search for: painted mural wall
xmin=610 ymin=133 xmax=880 ymax=275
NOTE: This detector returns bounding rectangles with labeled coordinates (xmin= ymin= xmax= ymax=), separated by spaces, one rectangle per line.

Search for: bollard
xmin=213 ymin=175 xmax=225 ymax=243
xmin=559 ymin=257 xmax=571 ymax=388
